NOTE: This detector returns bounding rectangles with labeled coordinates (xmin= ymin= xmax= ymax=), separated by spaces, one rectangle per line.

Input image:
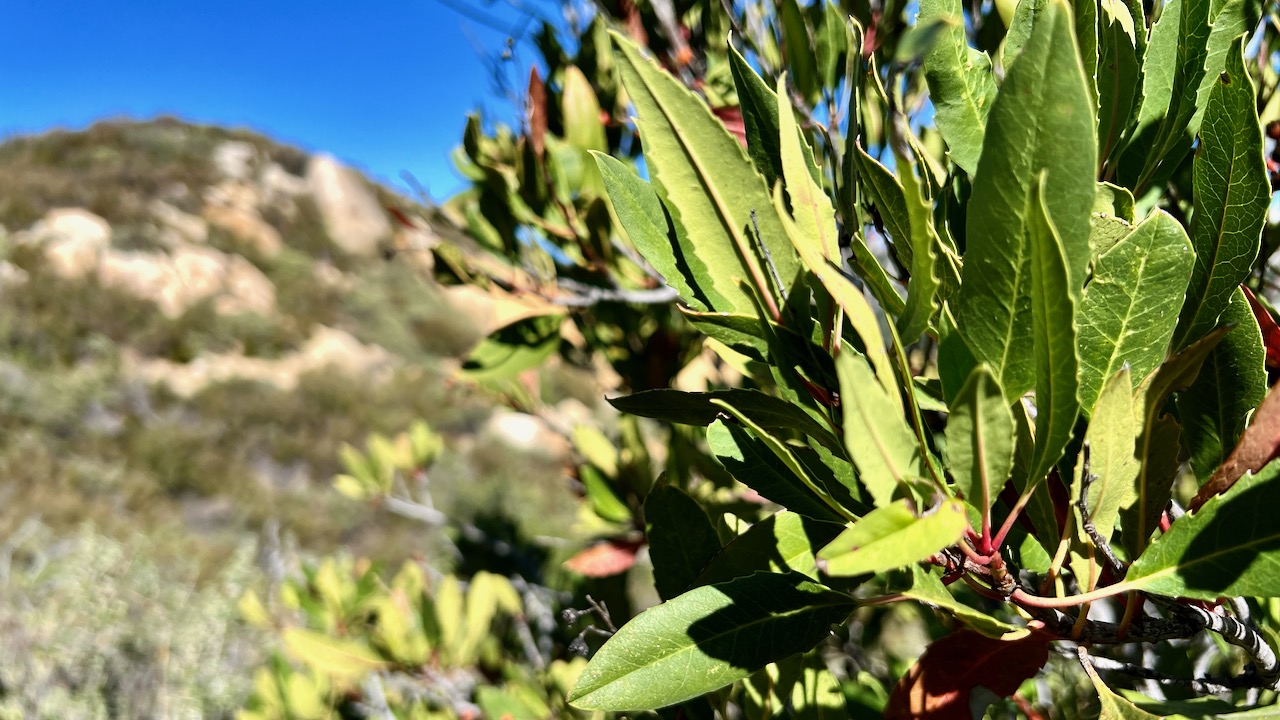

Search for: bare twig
xmin=549 ymin=279 xmax=679 ymax=307
xmin=751 ymin=209 xmax=788 ymax=304
xmin=1076 ymin=646 xmax=1272 ymax=694
xmin=1075 ymin=442 xmax=1125 ymax=578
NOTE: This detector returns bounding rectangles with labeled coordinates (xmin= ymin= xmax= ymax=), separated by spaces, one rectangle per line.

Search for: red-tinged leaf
xmin=885 ymin=629 xmax=1053 ymax=719
xmin=387 ymin=206 xmax=417 ymax=230
xmin=1243 ymin=285 xmax=1280 ymax=368
xmin=712 ymin=106 xmax=748 ymax=148
xmin=1188 ymin=379 xmax=1280 ymax=512
xmin=527 ymin=67 xmax=547 ymax=160
xmin=620 ymin=0 xmax=648 ymax=46
xmin=564 ymin=539 xmax=643 ymax=577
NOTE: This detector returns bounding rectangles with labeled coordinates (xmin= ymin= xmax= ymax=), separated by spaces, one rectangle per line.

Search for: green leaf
xmin=1077 ymin=209 xmax=1195 ymax=415
xmin=1078 ymin=368 xmax=1140 ymax=545
xmin=817 ymin=499 xmax=968 ymax=576
xmin=1000 ymin=0 xmax=1047 ymax=73
xmin=836 ymin=352 xmax=924 ymax=507
xmin=784 ymin=210 xmax=900 ymax=413
xmin=780 ymin=0 xmax=820 ymax=104
xmin=778 ymin=75 xmax=839 ymax=263
xmin=1174 ymin=36 xmax=1268 ymax=347
xmin=563 ymin=65 xmax=608 ymax=152
xmin=1176 ymin=288 xmax=1267 ymax=481
xmin=945 ymin=365 xmax=1014 ymax=519
xmin=956 ymin=0 xmax=1096 ymax=399
xmin=1117 ymin=0 xmax=1212 ymax=192
xmin=611 ymin=32 xmax=797 ymax=315
xmin=646 ymin=484 xmax=723 ymax=601
xmin=1026 ymin=177 xmax=1081 ymax=485
xmin=567 ymin=572 xmax=856 ymax=711
xmin=1121 ymin=327 xmax=1231 ymax=556
xmin=461 ymin=314 xmax=564 ymax=386
xmin=850 ymin=143 xmax=911 ymax=266
xmin=592 ymin=152 xmax=701 ymax=307
xmin=1189 ymin=0 xmax=1250 ymax=134
xmin=1096 ymin=0 xmax=1142 ymax=168
xmin=711 ymin=400 xmax=854 ymax=523
xmin=708 ymin=421 xmax=846 ymax=523
xmin=897 ymin=565 xmax=1022 ymax=637
xmin=918 ymin=0 xmax=997 ymax=175
xmin=282 ymin=628 xmax=386 ymax=680
xmin=729 ymin=44 xmax=813 ymax=190
xmin=894 ymin=151 xmax=942 ymax=342
xmin=695 ymin=511 xmax=845 ymax=586
xmin=1121 ymin=462 xmax=1280 ymax=600
xmin=609 ymin=388 xmax=842 ymax=455
xmin=581 ymin=465 xmax=633 ymax=524
xmin=1081 ymin=656 xmax=1176 ymax=719
xmin=1089 ymin=181 xmax=1137 ymax=257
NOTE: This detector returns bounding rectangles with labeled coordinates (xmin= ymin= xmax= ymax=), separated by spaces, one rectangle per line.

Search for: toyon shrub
xmin=549 ymin=0 xmax=1280 ymax=716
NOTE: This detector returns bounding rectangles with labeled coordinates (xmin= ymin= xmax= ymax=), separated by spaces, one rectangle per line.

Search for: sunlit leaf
xmin=836 ymin=352 xmax=923 ymax=506
xmin=611 ymin=31 xmax=797 ymax=315
xmin=1077 ymin=209 xmax=1194 ymax=415
xmin=817 ymin=499 xmax=967 ymax=577
xmin=695 ymin=511 xmax=845 ymax=586
xmin=1174 ymin=36 xmax=1268 ymax=347
xmin=567 ymin=572 xmax=856 ymax=711
xmin=956 ymin=0 xmax=1096 ymax=399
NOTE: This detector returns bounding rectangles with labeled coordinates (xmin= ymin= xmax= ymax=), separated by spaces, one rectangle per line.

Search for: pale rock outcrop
xmin=260 ymin=162 xmax=308 ymax=203
xmin=126 ymin=325 xmax=394 ymax=397
xmin=149 ymin=200 xmax=208 ymax=246
xmin=23 ymin=208 xmax=112 ymax=278
xmin=92 ymin=244 xmax=275 ymax=318
xmin=203 ymin=203 xmax=284 ymax=257
xmin=305 ymin=153 xmax=390 ymax=256
xmin=480 ymin=410 xmax=570 ymax=461
xmin=212 ymin=141 xmax=257 ymax=181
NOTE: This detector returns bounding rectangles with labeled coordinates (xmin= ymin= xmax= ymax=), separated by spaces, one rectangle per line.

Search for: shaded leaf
xmin=1121 ymin=327 xmax=1230 ymax=556
xmin=728 ymin=44 xmax=815 ymax=190
xmin=1122 ymin=461 xmax=1280 ymax=600
xmin=1177 ymin=288 xmax=1266 ymax=481
xmin=884 ymin=629 xmax=1052 ymax=719
xmin=895 ymin=151 xmax=942 ymax=342
xmin=1079 ymin=653 xmax=1174 ymax=719
xmin=1096 ymin=0 xmax=1142 ymax=168
xmin=567 ymin=572 xmax=856 ymax=711
xmin=945 ymin=365 xmax=1014 ymax=520
xmin=609 ymin=388 xmax=842 ymax=455
xmin=1077 ymin=209 xmax=1195 ymax=415
xmin=646 ymin=484 xmax=723 ymax=601
xmin=956 ymin=0 xmax=1096 ymax=399
xmin=708 ymin=420 xmax=847 ymax=523
xmin=817 ymin=499 xmax=968 ymax=577
xmin=1174 ymin=36 xmax=1268 ymax=347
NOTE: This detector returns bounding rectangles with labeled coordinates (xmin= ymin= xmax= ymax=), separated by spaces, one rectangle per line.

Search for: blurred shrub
xmin=0 ymin=522 xmax=264 ymax=719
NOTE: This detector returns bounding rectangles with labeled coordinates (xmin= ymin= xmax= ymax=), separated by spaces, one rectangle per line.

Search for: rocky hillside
xmin=0 ymin=118 xmax=601 ymax=570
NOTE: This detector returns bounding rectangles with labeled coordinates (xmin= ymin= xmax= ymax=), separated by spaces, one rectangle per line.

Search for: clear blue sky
xmin=0 ymin=1 xmax=567 ymax=201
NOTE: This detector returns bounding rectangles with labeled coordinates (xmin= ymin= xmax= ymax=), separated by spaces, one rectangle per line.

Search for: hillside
xmin=0 ymin=116 xmax=606 ymax=576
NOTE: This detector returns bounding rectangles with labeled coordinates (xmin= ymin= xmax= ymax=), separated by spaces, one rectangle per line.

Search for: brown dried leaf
xmin=526 ymin=67 xmax=547 ymax=161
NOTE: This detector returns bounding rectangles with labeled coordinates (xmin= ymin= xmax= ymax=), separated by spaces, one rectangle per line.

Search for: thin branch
xmin=548 ymin=280 xmax=680 ymax=307
xmin=1075 ymin=442 xmax=1125 ymax=578
xmin=1077 ymin=646 xmax=1274 ymax=694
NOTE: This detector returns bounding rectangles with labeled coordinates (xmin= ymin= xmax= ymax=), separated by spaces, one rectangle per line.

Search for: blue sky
xmin=0 ymin=1 xmax=563 ymax=201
